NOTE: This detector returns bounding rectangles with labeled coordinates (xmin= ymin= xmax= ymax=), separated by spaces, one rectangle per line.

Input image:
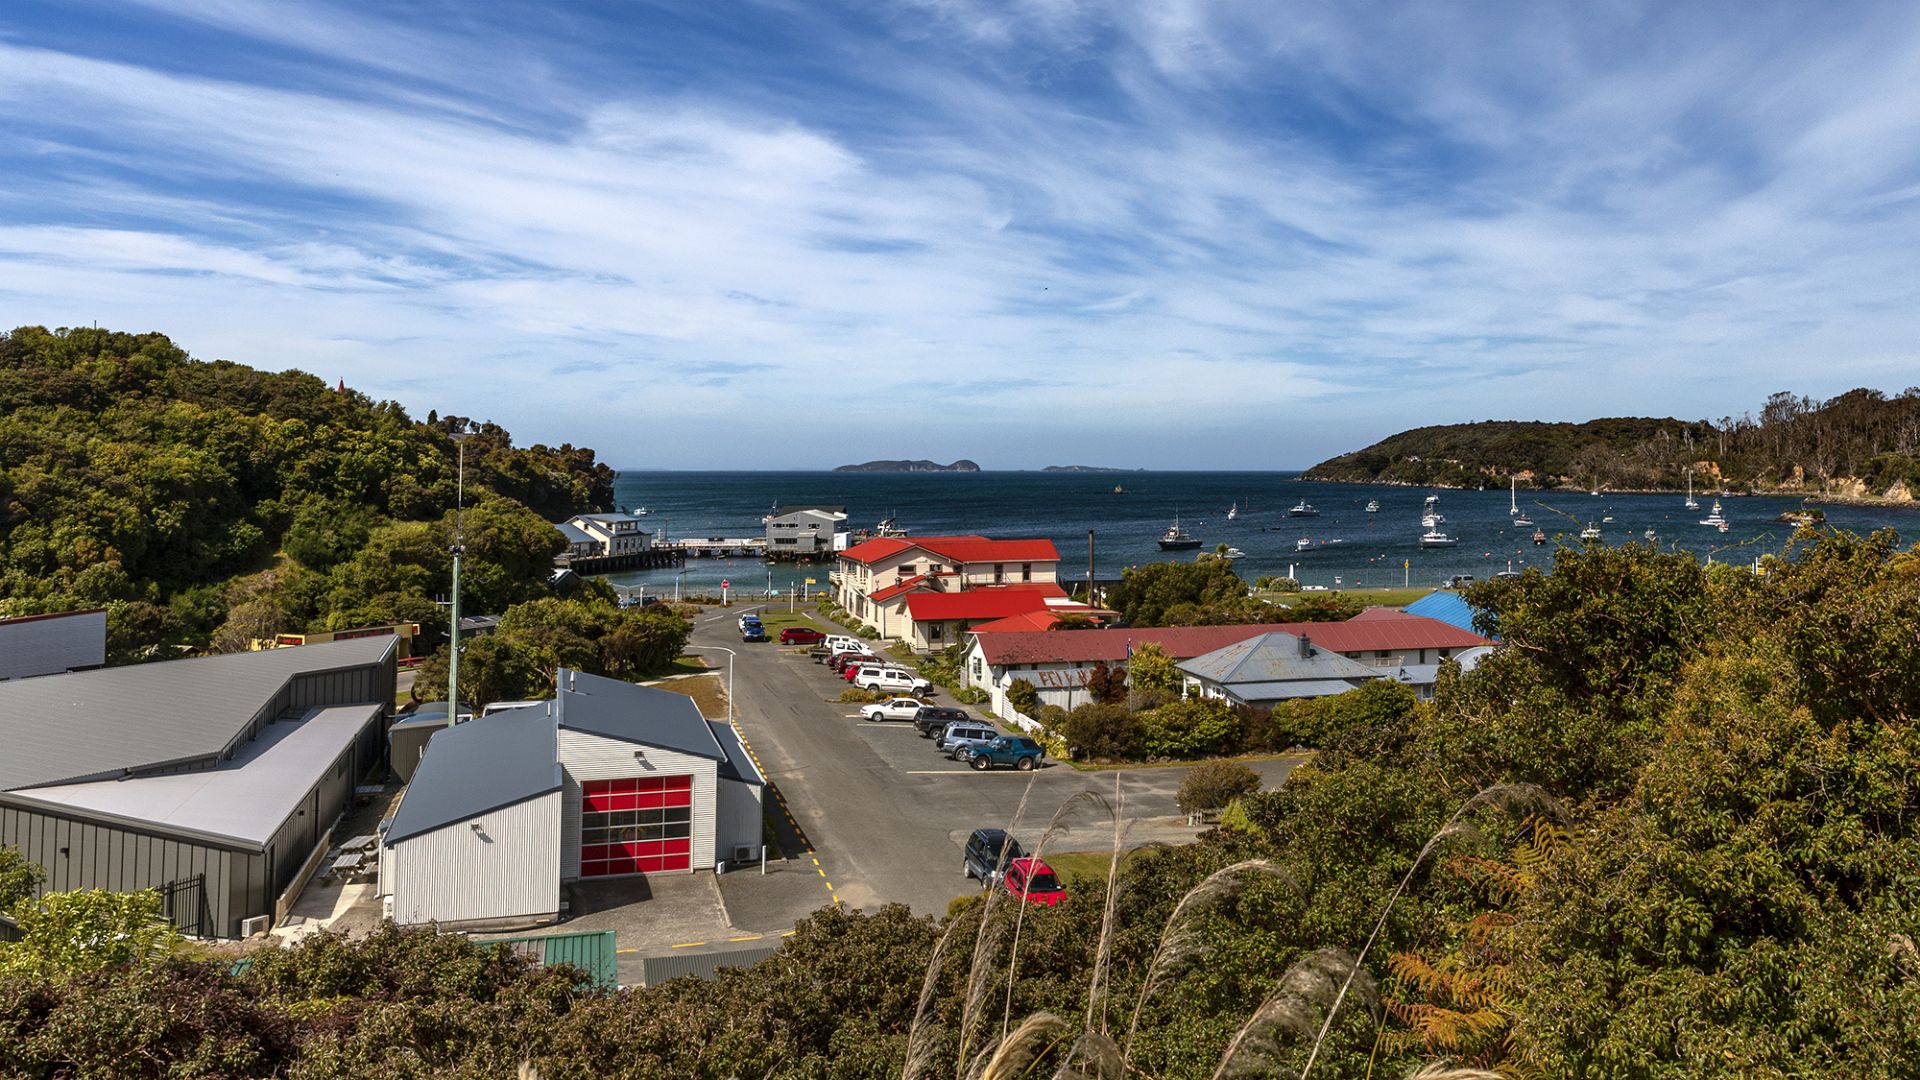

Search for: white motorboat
xmin=1419 ymin=528 xmax=1458 ymax=548
xmin=1365 ymin=499 xmax=1380 ymax=513
xmin=1601 ymin=512 xmax=1614 ymax=523
xmin=1512 ymin=512 xmax=1534 ymax=527
xmin=1580 ymin=523 xmax=1602 ymax=541
xmin=1699 ymin=500 xmax=1727 ymax=527
xmin=1644 ymin=527 xmax=1658 ymax=541
xmin=1222 ymin=546 xmax=1246 ymax=560
xmin=1288 ymin=500 xmax=1320 ymax=517
xmin=1295 ymin=536 xmax=1312 ymax=551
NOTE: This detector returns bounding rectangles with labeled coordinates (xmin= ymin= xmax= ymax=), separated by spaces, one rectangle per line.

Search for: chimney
xmin=1298 ymin=633 xmax=1313 ymax=658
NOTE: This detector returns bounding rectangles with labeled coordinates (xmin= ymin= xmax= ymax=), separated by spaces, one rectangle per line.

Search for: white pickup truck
xmin=856 ymin=668 xmax=934 ymax=695
xmin=861 ymin=696 xmax=929 ymax=723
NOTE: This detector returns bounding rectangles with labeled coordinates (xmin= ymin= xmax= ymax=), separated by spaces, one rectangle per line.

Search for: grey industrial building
xmin=0 ymin=637 xmax=397 ymax=938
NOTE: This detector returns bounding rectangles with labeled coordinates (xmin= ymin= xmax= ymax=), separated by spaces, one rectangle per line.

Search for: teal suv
xmin=965 ymin=736 xmax=1045 ymax=771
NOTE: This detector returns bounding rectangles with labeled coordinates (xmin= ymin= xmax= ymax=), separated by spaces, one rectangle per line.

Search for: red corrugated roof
xmin=904 ymin=584 xmax=1069 ymax=621
xmin=836 ymin=535 xmax=1059 ymax=566
xmin=868 ymin=572 xmax=957 ymax=604
xmin=971 ymin=612 xmax=1487 ymax=665
xmin=969 ymin=611 xmax=1067 ymax=633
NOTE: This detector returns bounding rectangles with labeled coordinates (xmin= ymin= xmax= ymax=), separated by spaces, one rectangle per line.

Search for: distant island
xmin=833 ymin=459 xmax=981 ymax=473
xmin=1041 ymin=465 xmax=1146 ymax=473
xmin=1301 ymin=388 xmax=1920 ymax=503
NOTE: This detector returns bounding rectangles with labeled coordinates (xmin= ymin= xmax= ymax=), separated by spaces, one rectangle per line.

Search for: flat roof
xmin=0 ymin=637 xmax=397 ymax=791
xmin=6 ymin=704 xmax=381 ymax=849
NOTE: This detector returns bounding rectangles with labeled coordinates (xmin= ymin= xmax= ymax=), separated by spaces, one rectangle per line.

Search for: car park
xmin=965 ymin=736 xmax=1045 ymax=771
xmin=939 ymin=721 xmax=1001 ymax=757
xmin=862 ymin=696 xmax=928 ymax=722
xmin=962 ymin=828 xmax=1026 ymax=883
xmin=913 ymin=706 xmax=970 ymax=738
xmin=1002 ymin=857 xmax=1066 ymax=906
xmin=780 ymin=627 xmax=827 ymax=645
xmin=856 ymin=668 xmax=933 ymax=695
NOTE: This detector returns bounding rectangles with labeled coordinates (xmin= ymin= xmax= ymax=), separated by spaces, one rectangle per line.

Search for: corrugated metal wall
xmin=389 ymin=790 xmax=562 ymax=925
xmin=0 ymin=803 xmax=247 ymax=934
xmin=714 ymin=779 xmax=764 ymax=862
xmin=556 ymin=729 xmax=717 ymax=878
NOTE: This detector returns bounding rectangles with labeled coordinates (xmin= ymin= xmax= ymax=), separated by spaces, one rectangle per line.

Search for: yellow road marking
xmin=729 ymin=935 xmax=761 ymax=942
xmin=671 ymin=941 xmax=706 ymax=949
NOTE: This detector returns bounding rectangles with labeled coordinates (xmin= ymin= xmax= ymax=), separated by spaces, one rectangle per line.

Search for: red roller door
xmin=580 ymin=776 xmax=693 ymax=876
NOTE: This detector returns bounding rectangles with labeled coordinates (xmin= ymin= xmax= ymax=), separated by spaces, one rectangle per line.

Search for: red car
xmin=1002 ymin=858 xmax=1066 ymax=907
xmin=780 ymin=627 xmax=827 ymax=645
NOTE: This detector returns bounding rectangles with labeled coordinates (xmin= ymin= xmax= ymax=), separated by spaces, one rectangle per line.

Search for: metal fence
xmin=160 ymin=874 xmax=209 ymax=937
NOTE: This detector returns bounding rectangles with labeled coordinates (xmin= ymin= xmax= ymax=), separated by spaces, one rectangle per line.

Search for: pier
xmin=672 ymin=537 xmax=768 ymax=558
xmin=556 ymin=548 xmax=683 ymax=574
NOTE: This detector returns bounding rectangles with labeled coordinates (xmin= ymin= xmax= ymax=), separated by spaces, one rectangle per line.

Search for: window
xmin=972 ymin=658 xmax=982 ymax=677
xmin=579 ymin=776 xmax=693 ymax=876
xmin=1021 ymin=563 xmax=1032 ymax=581
xmin=994 ymin=563 xmax=1004 ymax=583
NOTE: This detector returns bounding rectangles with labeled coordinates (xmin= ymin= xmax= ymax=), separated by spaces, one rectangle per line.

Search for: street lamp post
xmin=447 ymin=427 xmax=473 ymax=722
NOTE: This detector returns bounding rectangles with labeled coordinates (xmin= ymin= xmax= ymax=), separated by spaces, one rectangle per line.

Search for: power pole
xmin=1086 ymin=529 xmax=1096 ymax=605
xmin=447 ymin=428 xmax=472 ymax=721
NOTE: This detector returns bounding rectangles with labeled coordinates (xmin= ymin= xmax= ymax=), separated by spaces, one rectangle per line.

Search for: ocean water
xmin=602 ymin=471 xmax=1914 ymax=598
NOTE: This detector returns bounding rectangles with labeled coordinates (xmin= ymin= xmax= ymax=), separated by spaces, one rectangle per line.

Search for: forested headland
xmin=1303 ymin=387 xmax=1920 ymax=500
xmin=5 ymin=531 xmax=1919 ymax=1077
xmin=0 ymin=325 xmax=642 ymax=665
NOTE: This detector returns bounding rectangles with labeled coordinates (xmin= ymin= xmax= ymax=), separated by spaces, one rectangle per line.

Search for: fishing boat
xmin=1295 ymin=536 xmax=1312 ymax=552
xmin=1580 ymin=523 xmax=1602 ymax=541
xmin=1157 ymin=515 xmax=1202 ymax=551
xmin=1509 ymin=476 xmax=1520 ymax=516
xmin=1365 ymin=499 xmax=1379 ymax=513
xmin=1684 ymin=470 xmax=1698 ymax=511
xmin=1419 ymin=528 xmax=1458 ymax=548
xmin=1532 ymin=528 xmax=1547 ymax=545
xmin=1513 ymin=511 xmax=1534 ymax=527
xmin=1287 ymin=500 xmax=1320 ymax=517
xmin=1698 ymin=500 xmax=1727 ymax=527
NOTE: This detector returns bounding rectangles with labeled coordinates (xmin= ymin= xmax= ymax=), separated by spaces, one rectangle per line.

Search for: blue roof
xmin=1405 ymin=591 xmax=1493 ymax=639
xmin=385 ymin=710 xmax=559 ymax=844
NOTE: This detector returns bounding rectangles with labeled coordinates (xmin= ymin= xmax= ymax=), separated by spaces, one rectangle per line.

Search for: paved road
xmin=697 ymin=607 xmax=1302 ymax=917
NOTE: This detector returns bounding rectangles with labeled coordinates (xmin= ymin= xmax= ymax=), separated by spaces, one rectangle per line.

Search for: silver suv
xmin=939 ymin=721 xmax=1000 ymax=759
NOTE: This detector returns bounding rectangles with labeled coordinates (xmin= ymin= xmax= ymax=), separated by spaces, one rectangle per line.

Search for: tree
xmin=1176 ymin=761 xmax=1262 ymax=815
xmin=1106 ymin=560 xmax=1267 ymax=626
xmin=1061 ymin=702 xmax=1140 ymax=760
xmin=1085 ymin=661 xmax=1128 ymax=704
xmin=1126 ymin=641 xmax=1181 ymax=693
xmin=0 ymin=846 xmax=43 ymax=910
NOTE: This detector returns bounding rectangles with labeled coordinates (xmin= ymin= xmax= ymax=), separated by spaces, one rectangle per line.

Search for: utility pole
xmin=1086 ymin=529 xmax=1095 ymax=605
xmin=447 ymin=427 xmax=473 ymax=722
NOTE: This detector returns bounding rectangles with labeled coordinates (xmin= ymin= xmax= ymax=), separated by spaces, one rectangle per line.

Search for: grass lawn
xmin=1255 ymin=586 xmax=1436 ymax=609
xmin=750 ymin=608 xmax=824 ymax=631
xmin=659 ymin=656 xmax=712 ymax=676
xmin=1041 ymin=848 xmax=1146 ymax=886
xmin=648 ymin=672 xmax=730 ymax=720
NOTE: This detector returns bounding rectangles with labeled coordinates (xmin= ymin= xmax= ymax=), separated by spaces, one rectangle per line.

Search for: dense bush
xmin=1138 ymin=697 xmax=1242 ymax=758
xmin=1175 ymin=761 xmax=1263 ymax=814
xmin=1060 ymin=702 xmax=1140 ymax=760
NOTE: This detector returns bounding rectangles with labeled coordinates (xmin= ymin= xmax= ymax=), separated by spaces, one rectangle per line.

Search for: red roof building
xmin=833 ymin=534 xmax=1066 ymax=649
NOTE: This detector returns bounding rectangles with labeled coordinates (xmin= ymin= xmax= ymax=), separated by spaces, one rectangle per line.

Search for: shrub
xmin=1176 ymin=761 xmax=1263 ymax=815
xmin=1061 ymin=703 xmax=1140 ymax=760
xmin=1139 ymin=697 xmax=1242 ymax=758
xmin=1255 ymin=576 xmax=1300 ymax=592
xmin=838 ymin=687 xmax=887 ymax=704
xmin=1033 ymin=703 xmax=1069 ymax=730
xmin=1006 ymin=678 xmax=1040 ymax=717
xmin=953 ymin=686 xmax=989 ymax=706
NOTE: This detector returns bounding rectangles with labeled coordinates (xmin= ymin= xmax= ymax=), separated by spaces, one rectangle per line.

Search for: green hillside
xmin=0 ymin=325 xmax=616 ymax=659
xmin=1303 ymin=388 xmax=1920 ymax=498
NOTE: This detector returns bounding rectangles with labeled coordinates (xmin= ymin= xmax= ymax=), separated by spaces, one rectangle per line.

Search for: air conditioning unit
xmin=732 ymin=845 xmax=756 ymax=864
xmin=239 ymin=915 xmax=271 ymax=937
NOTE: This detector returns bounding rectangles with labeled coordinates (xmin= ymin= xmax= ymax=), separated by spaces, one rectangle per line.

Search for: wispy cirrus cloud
xmin=2 ymin=0 xmax=1920 ymax=466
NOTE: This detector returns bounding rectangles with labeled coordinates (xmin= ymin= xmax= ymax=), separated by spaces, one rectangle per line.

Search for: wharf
xmin=558 ymin=549 xmax=684 ymax=573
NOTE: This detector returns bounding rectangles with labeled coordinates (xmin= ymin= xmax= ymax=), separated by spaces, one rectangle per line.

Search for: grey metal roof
xmin=553 ymin=670 xmax=724 ymax=763
xmin=384 ymin=708 xmax=560 ymax=844
xmin=639 ymin=942 xmax=780 ymax=987
xmin=1220 ymin=679 xmax=1371 ymax=703
xmin=1177 ymin=632 xmax=1381 ymax=686
xmin=390 ymin=710 xmax=453 ymax=731
xmin=769 ymin=506 xmax=846 ymax=517
xmin=555 ymin=521 xmax=594 ymax=544
xmin=708 ymin=721 xmax=765 ymax=787
xmin=7 ymin=705 xmax=381 ymax=849
xmin=0 ymin=637 xmax=396 ymax=792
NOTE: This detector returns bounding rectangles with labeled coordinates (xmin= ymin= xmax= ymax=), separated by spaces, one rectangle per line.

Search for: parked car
xmin=966 ymin=735 xmax=1045 ymax=771
xmin=780 ymin=627 xmax=827 ymax=645
xmin=913 ymin=705 xmax=971 ymax=738
xmin=829 ymin=652 xmax=880 ymax=673
xmin=741 ymin=624 xmax=769 ymax=642
xmin=938 ymin=721 xmax=1001 ymax=757
xmin=856 ymin=668 xmax=933 ymax=695
xmin=737 ymin=613 xmax=763 ymax=631
xmin=1002 ymin=857 xmax=1066 ymax=906
xmin=962 ymin=827 xmax=1026 ymax=883
xmin=862 ymin=696 xmax=928 ymax=722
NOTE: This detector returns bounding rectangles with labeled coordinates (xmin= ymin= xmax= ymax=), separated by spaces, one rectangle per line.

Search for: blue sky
xmin=4 ymin=1 xmax=1920 ymax=469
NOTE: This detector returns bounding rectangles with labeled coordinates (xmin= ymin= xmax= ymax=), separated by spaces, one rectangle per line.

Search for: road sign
xmin=804 ymin=577 xmax=816 ymax=585
xmin=721 ymin=579 xmax=730 ymax=589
